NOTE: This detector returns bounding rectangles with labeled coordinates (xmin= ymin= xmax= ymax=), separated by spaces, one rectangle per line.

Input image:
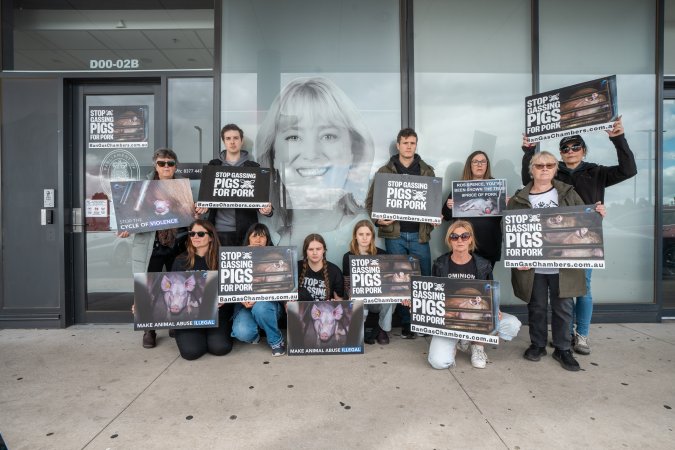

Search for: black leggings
xmin=174 ymin=306 xmax=233 ymax=360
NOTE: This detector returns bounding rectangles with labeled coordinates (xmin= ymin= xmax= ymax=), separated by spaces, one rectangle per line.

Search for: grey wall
xmin=1 ymin=77 xmax=65 ymax=327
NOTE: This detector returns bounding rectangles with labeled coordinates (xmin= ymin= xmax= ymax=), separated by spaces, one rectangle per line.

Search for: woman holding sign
xmin=171 ymin=220 xmax=233 ymax=360
xmin=298 ymin=234 xmax=344 ymax=302
xmin=508 ymin=151 xmax=605 ymax=371
xmin=442 ymin=151 xmax=504 ymax=267
xmin=342 ymin=220 xmax=392 ymax=345
xmin=120 ymin=148 xmax=201 ymax=349
xmin=230 ymin=223 xmax=286 ymax=357
xmin=427 ymin=220 xmax=521 ymax=370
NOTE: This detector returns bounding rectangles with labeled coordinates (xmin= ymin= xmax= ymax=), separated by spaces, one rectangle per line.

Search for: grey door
xmin=71 ymin=82 xmax=162 ymax=323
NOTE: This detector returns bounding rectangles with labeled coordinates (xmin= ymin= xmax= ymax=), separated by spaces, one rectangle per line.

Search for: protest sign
xmin=134 ymin=271 xmax=219 ymax=330
xmin=88 ymin=105 xmax=149 ymax=148
xmin=349 ymin=254 xmax=420 ymax=303
xmin=524 ymin=75 xmax=618 ymax=143
xmin=218 ymin=246 xmax=298 ymax=302
xmin=410 ymin=276 xmax=499 ymax=345
xmin=371 ymin=173 xmax=443 ymax=224
xmin=503 ymin=205 xmax=605 ymax=269
xmin=287 ymin=301 xmax=364 ymax=355
xmin=110 ymin=178 xmax=195 ymax=233
xmin=451 ymin=179 xmax=507 ymax=217
xmin=196 ymin=165 xmax=271 ymax=208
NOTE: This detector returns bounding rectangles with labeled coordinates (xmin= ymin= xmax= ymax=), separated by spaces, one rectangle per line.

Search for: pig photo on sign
xmin=444 ymin=287 xmax=492 ymax=321
xmin=543 ymin=227 xmax=602 ymax=245
xmin=286 ymin=301 xmax=364 ymax=352
xmin=144 ymin=272 xmax=212 ymax=323
xmin=309 ymin=303 xmax=346 ymax=346
xmin=458 ymin=198 xmax=497 ymax=215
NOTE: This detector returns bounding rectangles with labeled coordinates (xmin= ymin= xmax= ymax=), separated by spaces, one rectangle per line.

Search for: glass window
xmin=220 ymin=0 xmax=401 ymax=263
xmin=168 ymin=77 xmax=214 ymax=197
xmin=539 ymin=0 xmax=656 ymax=304
xmin=8 ymin=0 xmax=214 ymax=71
xmin=414 ymin=0 xmax=532 ymax=304
xmin=663 ymin=98 xmax=675 ymax=308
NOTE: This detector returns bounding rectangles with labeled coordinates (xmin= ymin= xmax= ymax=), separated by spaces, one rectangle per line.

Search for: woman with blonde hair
xmin=342 ymin=220 xmax=392 ymax=345
xmin=257 ymin=77 xmax=375 ymax=243
xmin=428 ymin=220 xmax=521 ymax=369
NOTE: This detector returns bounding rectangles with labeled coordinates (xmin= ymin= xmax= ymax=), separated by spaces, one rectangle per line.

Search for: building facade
xmin=0 ymin=0 xmax=673 ymax=328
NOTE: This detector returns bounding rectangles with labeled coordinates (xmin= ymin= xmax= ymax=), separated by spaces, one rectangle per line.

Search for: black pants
xmin=174 ymin=306 xmax=234 ymax=360
xmin=528 ymin=273 xmax=573 ymax=350
xmin=147 ymin=252 xmax=176 ymax=272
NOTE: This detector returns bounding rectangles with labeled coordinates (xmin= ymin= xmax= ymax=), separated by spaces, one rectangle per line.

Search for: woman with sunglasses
xmin=119 ymin=148 xmax=204 ymax=349
xmin=521 ymin=117 xmax=636 ymax=355
xmin=171 ymin=219 xmax=233 ymax=360
xmin=428 ymin=220 xmax=521 ymax=370
xmin=509 ymin=151 xmax=605 ymax=371
xmin=442 ymin=150 xmax=505 ymax=267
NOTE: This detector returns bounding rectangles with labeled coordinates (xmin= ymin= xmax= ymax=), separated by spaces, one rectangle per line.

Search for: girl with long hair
xmin=342 ymin=220 xmax=392 ymax=345
xmin=297 ymin=233 xmax=344 ymax=302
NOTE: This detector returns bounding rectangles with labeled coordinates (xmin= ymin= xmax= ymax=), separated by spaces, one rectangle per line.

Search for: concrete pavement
xmin=1 ymin=323 xmax=674 ymax=449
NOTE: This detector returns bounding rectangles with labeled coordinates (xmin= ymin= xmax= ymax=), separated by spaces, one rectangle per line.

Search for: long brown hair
xmin=461 ymin=150 xmax=493 ymax=180
xmin=299 ymin=233 xmax=331 ymax=300
xmin=183 ymin=219 xmax=220 ymax=270
xmin=349 ymin=220 xmax=377 ymax=255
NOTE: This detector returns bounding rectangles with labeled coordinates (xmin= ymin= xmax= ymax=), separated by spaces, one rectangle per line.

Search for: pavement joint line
xmin=617 ymin=323 xmax=675 ymax=345
xmin=80 ymin=353 xmax=181 ymax=450
xmin=449 ymin=370 xmax=509 ymax=449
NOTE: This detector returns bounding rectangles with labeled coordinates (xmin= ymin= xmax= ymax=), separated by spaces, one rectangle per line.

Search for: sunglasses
xmin=156 ymin=160 xmax=176 ymax=167
xmin=533 ymin=163 xmax=557 ymax=170
xmin=449 ymin=232 xmax=471 ymax=242
xmin=560 ymin=144 xmax=583 ymax=154
xmin=188 ymin=231 xmax=211 ymax=238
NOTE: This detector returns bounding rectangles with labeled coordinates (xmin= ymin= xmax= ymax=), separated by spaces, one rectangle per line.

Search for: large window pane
xmin=220 ymin=0 xmax=400 ymax=264
xmin=539 ymin=0 xmax=656 ymax=304
xmin=414 ymin=0 xmax=532 ymax=304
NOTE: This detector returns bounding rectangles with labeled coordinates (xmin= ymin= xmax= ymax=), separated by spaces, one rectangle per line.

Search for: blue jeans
xmin=384 ymin=232 xmax=431 ymax=276
xmin=231 ymin=302 xmax=283 ymax=347
xmin=571 ymin=269 xmax=593 ymax=337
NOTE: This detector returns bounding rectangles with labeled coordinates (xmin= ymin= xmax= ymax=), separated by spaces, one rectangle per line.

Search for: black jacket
xmin=521 ymin=134 xmax=637 ymax=204
xmin=432 ymin=252 xmax=493 ymax=280
xmin=207 ymin=157 xmax=266 ymax=245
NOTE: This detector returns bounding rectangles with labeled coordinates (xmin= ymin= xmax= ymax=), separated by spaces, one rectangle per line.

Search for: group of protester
xmin=122 ymin=115 xmax=637 ymax=373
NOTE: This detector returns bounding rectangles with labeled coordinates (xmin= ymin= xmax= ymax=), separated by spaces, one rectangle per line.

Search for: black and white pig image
xmin=458 ymin=198 xmax=496 ymax=215
xmin=445 ymin=287 xmax=491 ymax=321
xmin=158 ymin=273 xmax=201 ymax=320
xmin=543 ymin=227 xmax=602 ymax=245
xmin=310 ymin=303 xmax=347 ymax=345
xmin=545 ymin=214 xmax=578 ymax=228
xmin=253 ymin=260 xmax=290 ymax=283
xmin=548 ymin=248 xmax=604 ymax=258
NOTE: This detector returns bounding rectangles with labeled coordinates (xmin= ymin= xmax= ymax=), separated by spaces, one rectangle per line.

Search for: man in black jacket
xmin=521 ymin=117 xmax=637 ymax=355
xmin=207 ymin=124 xmax=273 ymax=245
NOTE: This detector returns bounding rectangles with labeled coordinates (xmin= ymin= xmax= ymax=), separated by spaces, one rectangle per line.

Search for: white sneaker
xmin=573 ymin=332 xmax=591 ymax=355
xmin=470 ymin=344 xmax=488 ymax=369
xmin=457 ymin=339 xmax=470 ymax=353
